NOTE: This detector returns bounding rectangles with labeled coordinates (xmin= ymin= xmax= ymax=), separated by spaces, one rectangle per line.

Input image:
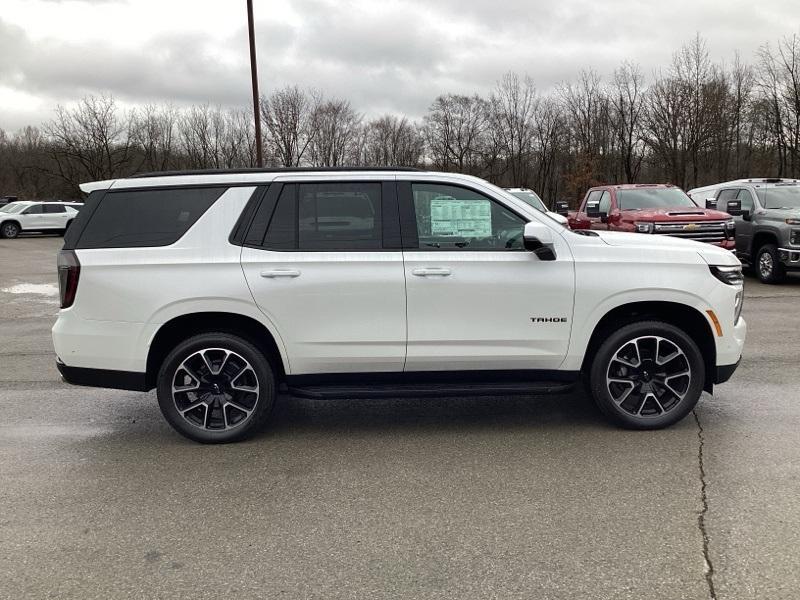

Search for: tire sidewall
xmin=589 ymin=320 xmax=705 ymax=429
xmin=2 ymin=222 xmax=19 ymax=239
xmin=756 ymin=244 xmax=785 ymax=284
xmin=156 ymin=332 xmax=275 ymax=443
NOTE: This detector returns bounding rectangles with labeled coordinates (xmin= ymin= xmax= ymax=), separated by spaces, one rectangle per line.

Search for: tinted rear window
xmin=76 ymin=187 xmax=225 ymax=249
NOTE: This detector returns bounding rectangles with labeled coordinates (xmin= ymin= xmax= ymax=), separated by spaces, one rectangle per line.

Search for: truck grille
xmin=653 ymin=221 xmax=728 ymax=244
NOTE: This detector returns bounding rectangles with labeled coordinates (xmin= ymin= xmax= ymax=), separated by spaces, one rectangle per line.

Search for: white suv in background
xmin=52 ymin=168 xmax=746 ymax=443
xmin=0 ymin=201 xmax=80 ymax=238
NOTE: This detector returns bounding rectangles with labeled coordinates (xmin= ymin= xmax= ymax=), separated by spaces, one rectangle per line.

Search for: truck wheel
xmin=156 ymin=332 xmax=275 ymax=443
xmin=588 ymin=321 xmax=705 ymax=430
xmin=755 ymin=244 xmax=786 ymax=284
xmin=1 ymin=222 xmax=20 ymax=239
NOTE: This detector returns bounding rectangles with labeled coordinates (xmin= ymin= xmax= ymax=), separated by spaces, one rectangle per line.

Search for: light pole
xmin=247 ymin=0 xmax=263 ymax=167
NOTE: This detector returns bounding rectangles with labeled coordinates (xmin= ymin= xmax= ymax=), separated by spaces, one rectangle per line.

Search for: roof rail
xmin=129 ymin=166 xmax=423 ymax=179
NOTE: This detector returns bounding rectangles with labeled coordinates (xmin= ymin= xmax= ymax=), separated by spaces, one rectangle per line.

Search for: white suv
xmin=0 ymin=201 xmax=80 ymax=238
xmin=52 ymin=168 xmax=746 ymax=443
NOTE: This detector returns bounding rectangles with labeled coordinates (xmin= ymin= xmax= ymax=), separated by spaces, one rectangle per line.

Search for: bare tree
xmin=308 ymin=99 xmax=362 ymax=167
xmin=489 ymin=72 xmax=538 ymax=186
xmin=611 ymin=62 xmax=646 ymax=182
xmin=260 ymin=86 xmax=318 ymax=167
xmin=43 ymin=95 xmax=134 ymax=192
xmin=423 ymin=94 xmax=488 ymax=173
xmin=361 ymin=115 xmax=423 ymax=166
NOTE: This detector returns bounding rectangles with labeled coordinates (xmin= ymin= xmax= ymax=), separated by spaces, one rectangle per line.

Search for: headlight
xmin=709 ymin=265 xmax=744 ymax=286
xmin=785 ymin=218 xmax=800 ymax=225
xmin=634 ymin=222 xmax=653 ymax=233
xmin=725 ymin=219 xmax=735 ymax=230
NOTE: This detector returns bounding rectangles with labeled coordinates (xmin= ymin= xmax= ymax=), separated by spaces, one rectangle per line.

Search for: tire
xmin=1 ymin=222 xmax=20 ymax=239
xmin=755 ymin=243 xmax=786 ymax=284
xmin=588 ymin=320 xmax=705 ymax=430
xmin=156 ymin=332 xmax=275 ymax=443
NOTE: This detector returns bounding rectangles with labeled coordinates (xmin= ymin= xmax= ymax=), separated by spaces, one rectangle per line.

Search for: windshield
xmin=1 ymin=202 xmax=28 ymax=214
xmin=756 ymin=186 xmax=800 ymax=210
xmin=617 ymin=188 xmax=698 ymax=210
xmin=510 ymin=191 xmax=547 ymax=212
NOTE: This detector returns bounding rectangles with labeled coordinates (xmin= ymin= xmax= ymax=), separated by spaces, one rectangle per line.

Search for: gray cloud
xmin=1 ymin=0 xmax=799 ymax=131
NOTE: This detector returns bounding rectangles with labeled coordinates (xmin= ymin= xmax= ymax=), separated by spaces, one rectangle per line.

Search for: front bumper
xmin=714 ymin=357 xmax=741 ymax=384
xmin=778 ymin=247 xmax=800 ymax=267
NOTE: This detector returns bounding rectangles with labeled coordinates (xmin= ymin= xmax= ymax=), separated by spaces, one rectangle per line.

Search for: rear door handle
xmin=260 ymin=269 xmax=301 ymax=278
xmin=412 ymin=268 xmax=451 ymax=277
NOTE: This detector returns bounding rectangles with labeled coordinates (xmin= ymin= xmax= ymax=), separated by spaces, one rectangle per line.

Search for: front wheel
xmin=755 ymin=244 xmax=786 ymax=284
xmin=156 ymin=332 xmax=275 ymax=443
xmin=1 ymin=222 xmax=20 ymax=239
xmin=588 ymin=321 xmax=705 ymax=430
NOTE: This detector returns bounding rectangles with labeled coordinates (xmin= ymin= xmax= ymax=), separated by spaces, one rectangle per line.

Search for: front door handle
xmin=412 ymin=268 xmax=451 ymax=277
xmin=260 ymin=269 xmax=301 ymax=278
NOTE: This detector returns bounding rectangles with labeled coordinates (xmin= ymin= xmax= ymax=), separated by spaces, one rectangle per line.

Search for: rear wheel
xmin=588 ymin=320 xmax=705 ymax=429
xmin=755 ymin=244 xmax=786 ymax=284
xmin=156 ymin=332 xmax=275 ymax=443
xmin=1 ymin=222 xmax=20 ymax=239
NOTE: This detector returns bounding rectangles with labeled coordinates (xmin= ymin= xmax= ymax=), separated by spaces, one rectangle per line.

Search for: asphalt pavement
xmin=1 ymin=235 xmax=798 ymax=599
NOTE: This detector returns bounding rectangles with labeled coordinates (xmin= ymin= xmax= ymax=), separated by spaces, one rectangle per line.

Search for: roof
xmin=589 ymin=183 xmax=677 ymax=190
xmin=130 ymin=166 xmax=422 ymax=179
xmin=79 ymin=167 xmax=455 ymax=194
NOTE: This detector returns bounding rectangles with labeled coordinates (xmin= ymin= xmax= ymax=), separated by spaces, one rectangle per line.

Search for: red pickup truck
xmin=567 ymin=184 xmax=736 ymax=250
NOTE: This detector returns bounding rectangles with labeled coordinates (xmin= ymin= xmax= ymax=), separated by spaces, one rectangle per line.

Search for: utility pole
xmin=247 ymin=0 xmax=263 ymax=167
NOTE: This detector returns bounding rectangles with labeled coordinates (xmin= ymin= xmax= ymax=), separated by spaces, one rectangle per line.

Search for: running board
xmin=285 ymin=381 xmax=575 ymax=400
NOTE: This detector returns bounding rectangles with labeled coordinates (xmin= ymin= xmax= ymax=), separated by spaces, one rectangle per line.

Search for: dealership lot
xmin=1 ymin=235 xmax=799 ymax=599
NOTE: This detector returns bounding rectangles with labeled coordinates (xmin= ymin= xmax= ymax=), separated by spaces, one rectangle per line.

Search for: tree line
xmin=1 ymin=34 xmax=799 ymax=207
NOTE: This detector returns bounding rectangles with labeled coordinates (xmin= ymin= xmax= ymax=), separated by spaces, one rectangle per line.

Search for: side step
xmin=286 ymin=381 xmax=575 ymax=400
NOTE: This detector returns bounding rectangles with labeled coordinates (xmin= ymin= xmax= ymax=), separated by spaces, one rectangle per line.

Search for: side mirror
xmin=585 ymin=201 xmax=607 ymax=220
xmin=726 ymin=199 xmax=743 ymax=216
xmin=523 ymin=221 xmax=557 ymax=261
xmin=705 ymin=197 xmax=718 ymax=209
xmin=555 ymin=201 xmax=569 ymax=216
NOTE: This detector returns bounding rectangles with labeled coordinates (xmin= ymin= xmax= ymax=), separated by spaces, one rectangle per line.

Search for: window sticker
xmin=429 ymin=196 xmax=492 ymax=237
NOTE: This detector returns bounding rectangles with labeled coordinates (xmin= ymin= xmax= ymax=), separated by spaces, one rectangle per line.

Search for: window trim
xmin=240 ymin=179 xmax=402 ymax=253
xmin=398 ymin=181 xmax=529 ymax=252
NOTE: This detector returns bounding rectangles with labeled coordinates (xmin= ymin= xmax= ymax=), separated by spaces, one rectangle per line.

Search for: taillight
xmin=57 ymin=250 xmax=80 ymax=309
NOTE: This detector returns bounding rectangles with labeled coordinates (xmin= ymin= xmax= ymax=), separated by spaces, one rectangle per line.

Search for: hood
xmin=592 ymin=230 xmax=740 ymax=266
xmin=619 ymin=207 xmax=730 ymax=221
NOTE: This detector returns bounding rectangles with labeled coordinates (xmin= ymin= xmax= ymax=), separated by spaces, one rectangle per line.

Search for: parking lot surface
xmin=1 ymin=235 xmax=799 ymax=600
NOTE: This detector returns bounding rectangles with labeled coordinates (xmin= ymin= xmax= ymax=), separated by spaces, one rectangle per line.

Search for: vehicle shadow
xmin=261 ymin=389 xmax=609 ymax=438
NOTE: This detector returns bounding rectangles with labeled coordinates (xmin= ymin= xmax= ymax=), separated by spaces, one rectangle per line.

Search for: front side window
xmin=598 ymin=191 xmax=612 ymax=214
xmin=23 ymin=204 xmax=43 ymax=215
xmin=736 ymin=189 xmax=754 ymax=212
xmin=412 ymin=183 xmax=525 ymax=250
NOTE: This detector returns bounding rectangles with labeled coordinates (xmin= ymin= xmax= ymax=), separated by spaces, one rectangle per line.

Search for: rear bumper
xmin=714 ymin=358 xmax=741 ymax=384
xmin=56 ymin=360 xmax=149 ymax=392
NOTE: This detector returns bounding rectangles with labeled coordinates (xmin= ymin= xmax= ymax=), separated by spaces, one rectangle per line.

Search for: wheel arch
xmin=751 ymin=229 xmax=779 ymax=256
xmin=0 ymin=219 xmax=21 ymax=231
xmin=146 ymin=311 xmax=287 ymax=390
xmin=580 ymin=301 xmax=716 ymax=393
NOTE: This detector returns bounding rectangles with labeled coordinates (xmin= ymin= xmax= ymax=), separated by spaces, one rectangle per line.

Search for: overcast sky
xmin=1 ymin=0 xmax=798 ymax=131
